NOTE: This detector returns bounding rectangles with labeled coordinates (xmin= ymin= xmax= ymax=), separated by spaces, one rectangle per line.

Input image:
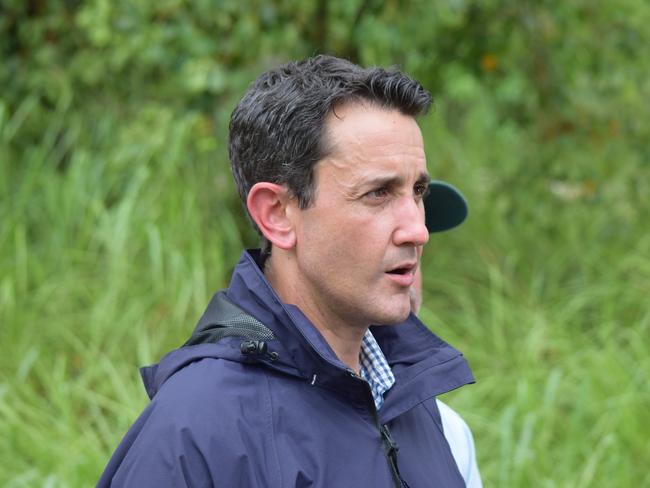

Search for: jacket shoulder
xmin=99 ymin=358 xmax=281 ymax=487
xmin=154 ymin=357 xmax=266 ymax=412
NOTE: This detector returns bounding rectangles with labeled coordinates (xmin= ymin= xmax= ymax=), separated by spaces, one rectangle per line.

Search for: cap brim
xmin=424 ymin=181 xmax=468 ymax=233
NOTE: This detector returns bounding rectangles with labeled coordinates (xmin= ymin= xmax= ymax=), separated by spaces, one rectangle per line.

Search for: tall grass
xmin=1 ymin=92 xmax=648 ymax=487
xmin=0 ymin=97 xmax=246 ymax=486
xmin=422 ymin=99 xmax=650 ymax=486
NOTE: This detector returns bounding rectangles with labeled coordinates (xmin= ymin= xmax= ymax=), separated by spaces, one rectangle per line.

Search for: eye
xmin=364 ymin=187 xmax=389 ymax=199
xmin=414 ymin=182 xmax=429 ymax=199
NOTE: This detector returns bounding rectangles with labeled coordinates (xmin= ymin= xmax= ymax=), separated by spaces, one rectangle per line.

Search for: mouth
xmin=386 ymin=265 xmax=415 ymax=275
xmin=385 ymin=262 xmax=417 ymax=286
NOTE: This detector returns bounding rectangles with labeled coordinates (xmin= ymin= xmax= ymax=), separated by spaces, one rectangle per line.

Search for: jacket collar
xmin=225 ymin=249 xmax=349 ymax=379
xmin=225 ymin=250 xmax=474 ymax=420
xmin=143 ymin=250 xmax=475 ymax=421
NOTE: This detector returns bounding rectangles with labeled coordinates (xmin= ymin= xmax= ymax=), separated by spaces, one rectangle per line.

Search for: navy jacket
xmin=98 ymin=250 xmax=475 ymax=487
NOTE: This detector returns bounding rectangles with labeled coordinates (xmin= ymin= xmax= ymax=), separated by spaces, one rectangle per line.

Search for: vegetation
xmin=1 ymin=1 xmax=648 ymax=486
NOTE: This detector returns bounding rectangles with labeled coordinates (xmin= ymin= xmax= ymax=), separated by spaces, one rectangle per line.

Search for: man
xmin=99 ymin=55 xmax=476 ymax=487
xmin=412 ymin=182 xmax=482 ymax=487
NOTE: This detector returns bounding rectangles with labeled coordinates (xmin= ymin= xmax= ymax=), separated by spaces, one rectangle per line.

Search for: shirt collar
xmin=359 ymin=329 xmax=395 ymax=410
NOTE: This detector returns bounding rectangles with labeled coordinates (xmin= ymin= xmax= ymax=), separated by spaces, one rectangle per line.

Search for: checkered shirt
xmin=359 ymin=329 xmax=395 ymax=410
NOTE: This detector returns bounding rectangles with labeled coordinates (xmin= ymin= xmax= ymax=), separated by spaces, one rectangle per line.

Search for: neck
xmin=308 ymin=317 xmax=366 ymax=374
xmin=265 ymin=251 xmax=366 ymax=373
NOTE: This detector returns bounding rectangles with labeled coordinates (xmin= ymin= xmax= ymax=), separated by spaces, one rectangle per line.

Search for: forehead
xmin=318 ymin=103 xmax=427 ymax=186
xmin=325 ymin=102 xmax=424 ymax=151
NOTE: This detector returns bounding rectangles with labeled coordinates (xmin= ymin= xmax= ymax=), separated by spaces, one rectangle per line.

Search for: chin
xmin=374 ymin=304 xmax=412 ymax=326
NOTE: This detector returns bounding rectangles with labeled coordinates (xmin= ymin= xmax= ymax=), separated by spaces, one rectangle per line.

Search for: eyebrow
xmin=358 ymin=172 xmax=431 ymax=191
xmin=417 ymin=172 xmax=432 ymax=186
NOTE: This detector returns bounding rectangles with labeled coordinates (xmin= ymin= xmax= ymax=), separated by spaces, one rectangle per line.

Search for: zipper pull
xmin=380 ymin=424 xmax=399 ymax=456
xmin=380 ymin=424 xmax=411 ymax=488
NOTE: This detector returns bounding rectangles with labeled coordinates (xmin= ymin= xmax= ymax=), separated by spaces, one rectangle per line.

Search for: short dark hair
xmin=228 ymin=55 xmax=432 ymax=253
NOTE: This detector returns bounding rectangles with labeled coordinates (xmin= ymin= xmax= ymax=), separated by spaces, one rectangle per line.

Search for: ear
xmin=247 ymin=182 xmax=297 ymax=250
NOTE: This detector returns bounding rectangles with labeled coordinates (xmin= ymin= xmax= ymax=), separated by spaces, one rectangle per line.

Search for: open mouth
xmin=386 ymin=266 xmax=413 ymax=276
xmin=386 ymin=261 xmax=417 ymax=276
xmin=385 ymin=264 xmax=416 ymax=287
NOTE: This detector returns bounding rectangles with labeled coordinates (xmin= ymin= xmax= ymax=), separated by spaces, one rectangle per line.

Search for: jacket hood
xmin=140 ymin=250 xmax=474 ymax=423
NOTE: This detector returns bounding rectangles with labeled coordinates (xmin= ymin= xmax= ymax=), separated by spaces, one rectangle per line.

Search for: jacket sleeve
xmin=97 ymin=402 xmax=214 ymax=488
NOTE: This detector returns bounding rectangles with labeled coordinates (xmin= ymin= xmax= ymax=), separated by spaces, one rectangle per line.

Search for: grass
xmin=1 ymin=93 xmax=649 ymax=487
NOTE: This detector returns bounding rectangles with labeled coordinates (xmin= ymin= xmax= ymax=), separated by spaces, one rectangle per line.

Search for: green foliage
xmin=1 ymin=1 xmax=649 ymax=486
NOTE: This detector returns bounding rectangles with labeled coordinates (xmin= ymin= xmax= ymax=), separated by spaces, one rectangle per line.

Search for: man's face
xmin=289 ymin=103 xmax=430 ymax=329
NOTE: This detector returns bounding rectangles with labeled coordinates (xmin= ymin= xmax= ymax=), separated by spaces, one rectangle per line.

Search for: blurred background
xmin=1 ymin=0 xmax=649 ymax=486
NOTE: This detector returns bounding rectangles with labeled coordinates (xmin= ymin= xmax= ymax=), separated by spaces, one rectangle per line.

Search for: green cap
xmin=424 ymin=181 xmax=468 ymax=233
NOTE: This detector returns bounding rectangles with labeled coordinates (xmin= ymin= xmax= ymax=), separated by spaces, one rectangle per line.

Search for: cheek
xmin=297 ymin=203 xmax=395 ymax=262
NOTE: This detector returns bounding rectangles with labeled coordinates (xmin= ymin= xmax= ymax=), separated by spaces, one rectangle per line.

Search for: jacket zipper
xmin=378 ymin=422 xmax=411 ymax=488
xmin=351 ymin=371 xmax=411 ymax=488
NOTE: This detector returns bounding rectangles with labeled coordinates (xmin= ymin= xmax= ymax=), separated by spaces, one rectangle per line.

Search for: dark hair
xmin=228 ymin=55 xmax=432 ymax=254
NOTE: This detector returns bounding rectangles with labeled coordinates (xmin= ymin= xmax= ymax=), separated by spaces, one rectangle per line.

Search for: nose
xmin=392 ymin=196 xmax=429 ymax=247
